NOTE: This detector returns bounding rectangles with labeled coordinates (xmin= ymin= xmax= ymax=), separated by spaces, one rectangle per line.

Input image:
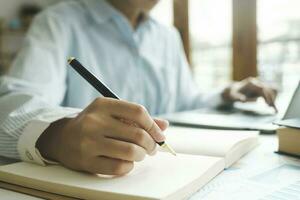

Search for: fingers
xmin=115 ymin=104 xmax=165 ymax=142
xmin=230 ymin=92 xmax=247 ymax=102
xmin=245 ymin=79 xmax=276 ymax=106
xmin=238 ymin=78 xmax=277 ymax=107
xmin=96 ymin=138 xmax=147 ymax=162
xmin=262 ymin=88 xmax=278 ymax=112
xmin=57 ymin=98 xmax=165 ymax=176
xmin=99 ymin=117 xmax=157 ymax=154
xmin=261 ymin=88 xmax=272 ymax=106
xmin=154 ymin=118 xmax=169 ymax=131
xmin=240 ymin=78 xmax=264 ymax=98
xmin=223 ymin=82 xmax=248 ymax=102
xmin=92 ymin=98 xmax=166 ymax=142
xmin=83 ymin=156 xmax=134 ymax=175
xmin=119 ymin=118 xmax=169 ymax=131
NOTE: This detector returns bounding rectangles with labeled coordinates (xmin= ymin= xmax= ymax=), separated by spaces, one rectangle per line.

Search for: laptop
xmin=163 ymin=82 xmax=300 ymax=134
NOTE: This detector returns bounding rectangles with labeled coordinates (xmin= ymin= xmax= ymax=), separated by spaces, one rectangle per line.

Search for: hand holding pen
xmin=36 ymin=58 xmax=175 ymax=176
xmin=68 ymin=58 xmax=176 ymax=155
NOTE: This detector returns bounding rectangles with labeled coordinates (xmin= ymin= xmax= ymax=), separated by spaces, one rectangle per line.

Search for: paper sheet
xmin=191 ymin=164 xmax=300 ymax=200
xmin=0 ymin=153 xmax=224 ymax=200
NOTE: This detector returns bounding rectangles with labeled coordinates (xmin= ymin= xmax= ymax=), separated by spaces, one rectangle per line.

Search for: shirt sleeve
xmin=0 ymin=11 xmax=80 ymax=165
xmin=172 ymin=30 xmax=224 ymax=112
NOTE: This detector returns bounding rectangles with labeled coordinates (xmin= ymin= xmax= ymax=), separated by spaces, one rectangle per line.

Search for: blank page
xmin=163 ymin=127 xmax=259 ymax=167
xmin=0 ymin=153 xmax=224 ymax=200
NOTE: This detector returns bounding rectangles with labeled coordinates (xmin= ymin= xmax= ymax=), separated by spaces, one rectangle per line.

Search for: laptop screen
xmin=283 ymin=82 xmax=300 ymax=119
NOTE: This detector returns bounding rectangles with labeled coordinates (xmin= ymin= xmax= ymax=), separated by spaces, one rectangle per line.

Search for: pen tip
xmin=68 ymin=57 xmax=75 ymax=64
xmin=164 ymin=143 xmax=177 ymax=156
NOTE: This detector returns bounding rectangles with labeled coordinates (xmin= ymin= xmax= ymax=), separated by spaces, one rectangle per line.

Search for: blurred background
xmin=0 ymin=0 xmax=299 ymax=93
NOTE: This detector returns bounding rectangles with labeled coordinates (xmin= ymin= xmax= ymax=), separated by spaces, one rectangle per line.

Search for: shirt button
xmin=25 ymin=150 xmax=34 ymax=161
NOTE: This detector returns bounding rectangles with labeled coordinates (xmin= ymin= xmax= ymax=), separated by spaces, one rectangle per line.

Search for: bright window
xmin=258 ymin=0 xmax=300 ymax=91
xmin=189 ymin=0 xmax=232 ymax=92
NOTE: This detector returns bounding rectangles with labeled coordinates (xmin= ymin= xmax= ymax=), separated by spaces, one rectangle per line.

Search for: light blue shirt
xmin=0 ymin=0 xmax=221 ymax=162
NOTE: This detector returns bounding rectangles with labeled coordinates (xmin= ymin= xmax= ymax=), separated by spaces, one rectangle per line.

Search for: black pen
xmin=68 ymin=57 xmax=176 ymax=156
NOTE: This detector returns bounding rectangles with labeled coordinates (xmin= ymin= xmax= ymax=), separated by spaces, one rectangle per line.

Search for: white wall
xmin=0 ymin=0 xmax=60 ymax=21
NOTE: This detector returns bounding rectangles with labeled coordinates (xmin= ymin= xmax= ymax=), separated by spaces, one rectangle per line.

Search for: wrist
xmin=36 ymin=118 xmax=71 ymax=162
xmin=219 ymin=84 xmax=235 ymax=109
xmin=221 ymin=85 xmax=234 ymax=103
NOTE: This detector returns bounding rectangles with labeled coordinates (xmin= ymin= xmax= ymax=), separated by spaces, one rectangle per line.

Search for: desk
xmin=1 ymin=134 xmax=300 ymax=200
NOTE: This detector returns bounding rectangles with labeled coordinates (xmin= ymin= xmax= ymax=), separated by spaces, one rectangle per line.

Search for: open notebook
xmin=163 ymin=127 xmax=259 ymax=168
xmin=0 ymin=127 xmax=259 ymax=200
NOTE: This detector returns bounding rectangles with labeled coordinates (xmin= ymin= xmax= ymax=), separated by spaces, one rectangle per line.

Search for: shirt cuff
xmin=17 ymin=107 xmax=81 ymax=166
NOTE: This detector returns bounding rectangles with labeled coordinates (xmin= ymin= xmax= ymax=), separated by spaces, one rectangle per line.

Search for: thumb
xmin=231 ymin=92 xmax=247 ymax=102
xmin=154 ymin=118 xmax=169 ymax=131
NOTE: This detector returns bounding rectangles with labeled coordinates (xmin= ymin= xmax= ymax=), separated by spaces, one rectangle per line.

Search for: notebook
xmin=0 ymin=127 xmax=259 ymax=200
xmin=163 ymin=127 xmax=259 ymax=168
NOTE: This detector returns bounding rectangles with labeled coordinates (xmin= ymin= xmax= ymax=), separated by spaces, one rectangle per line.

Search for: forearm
xmin=0 ymin=81 xmax=80 ymax=163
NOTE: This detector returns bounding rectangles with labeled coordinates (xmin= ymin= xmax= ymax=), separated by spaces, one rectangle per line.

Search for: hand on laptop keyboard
xmin=222 ymin=77 xmax=278 ymax=113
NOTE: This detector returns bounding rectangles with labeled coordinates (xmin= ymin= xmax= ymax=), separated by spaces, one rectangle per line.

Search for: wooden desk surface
xmin=1 ymin=134 xmax=299 ymax=200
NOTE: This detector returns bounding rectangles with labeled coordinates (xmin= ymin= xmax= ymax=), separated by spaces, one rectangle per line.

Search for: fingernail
xmin=164 ymin=120 xmax=170 ymax=127
xmin=152 ymin=123 xmax=166 ymax=142
xmin=158 ymin=133 xmax=166 ymax=141
xmin=156 ymin=132 xmax=166 ymax=142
